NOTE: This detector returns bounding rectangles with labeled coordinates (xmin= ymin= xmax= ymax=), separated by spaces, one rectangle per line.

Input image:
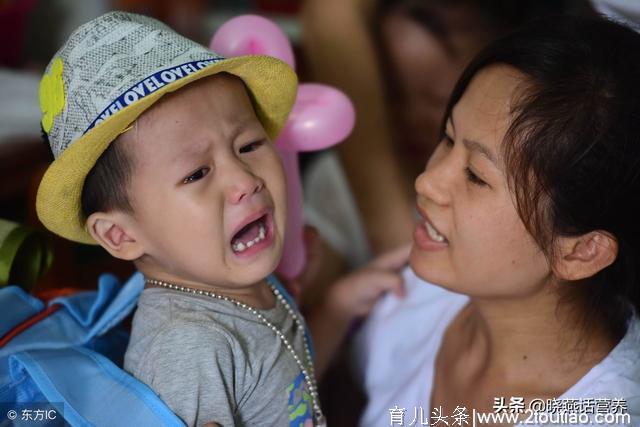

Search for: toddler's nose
xmin=224 ymin=165 xmax=264 ymax=204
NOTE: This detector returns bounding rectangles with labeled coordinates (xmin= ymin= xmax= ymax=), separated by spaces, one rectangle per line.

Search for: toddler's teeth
xmin=232 ymin=222 xmax=268 ymax=253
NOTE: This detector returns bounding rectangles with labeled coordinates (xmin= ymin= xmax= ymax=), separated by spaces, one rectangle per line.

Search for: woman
xmin=354 ymin=15 xmax=640 ymax=426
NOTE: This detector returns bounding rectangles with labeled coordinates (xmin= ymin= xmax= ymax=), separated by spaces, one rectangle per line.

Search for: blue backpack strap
xmin=267 ymin=275 xmax=316 ymax=360
xmin=9 ymin=347 xmax=185 ymax=427
xmin=0 ymin=272 xmax=185 ymax=426
xmin=0 ymin=273 xmax=144 ymax=359
xmin=49 ymin=272 xmax=144 ymax=338
xmin=0 ymin=286 xmax=44 ymax=338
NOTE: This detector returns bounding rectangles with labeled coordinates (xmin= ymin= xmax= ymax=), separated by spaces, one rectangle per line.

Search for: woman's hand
xmin=325 ymin=243 xmax=410 ymax=320
xmin=306 ymin=243 xmax=411 ymax=379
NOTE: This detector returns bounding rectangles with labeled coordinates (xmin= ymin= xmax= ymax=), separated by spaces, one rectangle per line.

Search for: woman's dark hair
xmin=443 ymin=16 xmax=640 ymax=338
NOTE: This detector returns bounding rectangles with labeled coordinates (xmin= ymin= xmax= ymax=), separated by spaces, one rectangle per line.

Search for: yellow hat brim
xmin=36 ymin=55 xmax=297 ymax=244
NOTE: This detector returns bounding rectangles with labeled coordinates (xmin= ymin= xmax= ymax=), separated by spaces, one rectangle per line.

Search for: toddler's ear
xmin=86 ymin=212 xmax=144 ymax=261
xmin=554 ymin=231 xmax=618 ymax=281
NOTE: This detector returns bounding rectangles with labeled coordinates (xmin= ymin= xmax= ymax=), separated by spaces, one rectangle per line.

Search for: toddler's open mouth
xmin=230 ymin=212 xmax=272 ymax=254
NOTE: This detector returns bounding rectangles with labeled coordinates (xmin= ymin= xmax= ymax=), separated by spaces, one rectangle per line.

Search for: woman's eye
xmin=183 ymin=167 xmax=210 ymax=184
xmin=442 ymin=133 xmax=454 ymax=147
xmin=465 ymin=167 xmax=487 ymax=186
xmin=239 ymin=140 xmax=264 ymax=154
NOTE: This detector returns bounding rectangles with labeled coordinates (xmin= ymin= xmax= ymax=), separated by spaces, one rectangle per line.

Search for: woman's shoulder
xmin=561 ymin=314 xmax=640 ymax=422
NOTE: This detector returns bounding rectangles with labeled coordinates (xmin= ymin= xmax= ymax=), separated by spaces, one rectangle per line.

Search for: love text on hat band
xmin=86 ymin=58 xmax=223 ymax=133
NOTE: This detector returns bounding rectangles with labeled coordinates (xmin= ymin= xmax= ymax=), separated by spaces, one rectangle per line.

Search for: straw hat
xmin=37 ymin=11 xmax=297 ymax=244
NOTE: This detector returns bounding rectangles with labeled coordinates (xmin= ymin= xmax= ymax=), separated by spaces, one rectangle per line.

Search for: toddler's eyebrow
xmin=176 ymin=141 xmax=210 ymax=162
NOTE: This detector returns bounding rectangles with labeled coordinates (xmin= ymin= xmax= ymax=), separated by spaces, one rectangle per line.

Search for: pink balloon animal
xmin=211 ymin=15 xmax=356 ymax=279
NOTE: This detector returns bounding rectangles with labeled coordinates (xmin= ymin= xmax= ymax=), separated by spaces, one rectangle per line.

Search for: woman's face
xmin=410 ymin=65 xmax=551 ymax=298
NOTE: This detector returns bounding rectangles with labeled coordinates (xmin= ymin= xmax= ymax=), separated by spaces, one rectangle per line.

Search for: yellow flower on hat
xmin=39 ymin=57 xmax=66 ymax=133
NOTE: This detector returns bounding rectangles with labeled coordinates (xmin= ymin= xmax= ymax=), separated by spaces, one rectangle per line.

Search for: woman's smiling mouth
xmin=414 ymin=206 xmax=449 ymax=250
xmin=425 ymin=221 xmax=447 ymax=243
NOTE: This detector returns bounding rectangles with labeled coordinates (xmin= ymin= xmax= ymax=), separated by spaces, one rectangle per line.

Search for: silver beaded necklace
xmin=144 ymin=277 xmax=327 ymax=427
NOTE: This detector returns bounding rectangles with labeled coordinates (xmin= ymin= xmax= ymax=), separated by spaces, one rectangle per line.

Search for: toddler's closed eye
xmin=239 ymin=140 xmax=265 ymax=154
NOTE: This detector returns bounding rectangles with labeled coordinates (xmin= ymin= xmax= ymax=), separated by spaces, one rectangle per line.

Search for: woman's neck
xmin=452 ymin=285 xmax=618 ymax=394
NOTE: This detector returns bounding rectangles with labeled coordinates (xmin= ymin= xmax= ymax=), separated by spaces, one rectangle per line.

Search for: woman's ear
xmin=554 ymin=231 xmax=618 ymax=281
xmin=86 ymin=211 xmax=145 ymax=261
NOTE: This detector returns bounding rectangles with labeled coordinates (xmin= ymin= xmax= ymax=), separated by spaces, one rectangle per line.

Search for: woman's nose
xmin=415 ymin=149 xmax=454 ymax=206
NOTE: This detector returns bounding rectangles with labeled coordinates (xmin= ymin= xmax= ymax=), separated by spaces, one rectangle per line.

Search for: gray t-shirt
xmin=123 ymin=284 xmax=316 ymax=427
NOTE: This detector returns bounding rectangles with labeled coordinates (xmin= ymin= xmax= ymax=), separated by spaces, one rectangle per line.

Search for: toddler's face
xmin=123 ymin=74 xmax=287 ymax=290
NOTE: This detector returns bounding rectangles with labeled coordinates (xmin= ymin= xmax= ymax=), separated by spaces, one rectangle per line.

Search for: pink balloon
xmin=274 ymin=84 xmax=355 ymax=278
xmin=276 ymin=83 xmax=356 ymax=152
xmin=210 ymin=15 xmax=356 ymax=280
xmin=276 ymin=151 xmax=305 ymax=279
xmin=209 ymin=15 xmax=295 ymax=69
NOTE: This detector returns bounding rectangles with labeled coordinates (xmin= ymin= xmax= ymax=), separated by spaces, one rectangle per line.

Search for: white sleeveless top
xmin=352 ymin=267 xmax=640 ymax=427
